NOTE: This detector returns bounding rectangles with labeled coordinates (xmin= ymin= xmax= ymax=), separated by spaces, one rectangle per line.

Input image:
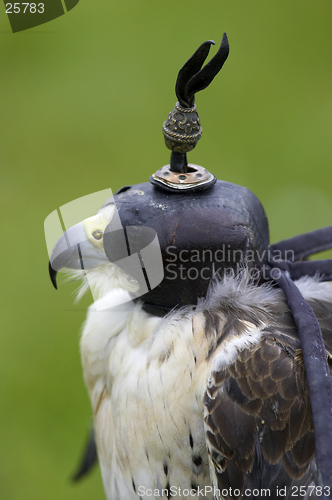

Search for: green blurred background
xmin=1 ymin=1 xmax=331 ymax=499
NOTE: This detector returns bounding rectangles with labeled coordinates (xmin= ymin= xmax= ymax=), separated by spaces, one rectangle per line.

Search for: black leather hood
xmin=102 ymin=180 xmax=270 ymax=313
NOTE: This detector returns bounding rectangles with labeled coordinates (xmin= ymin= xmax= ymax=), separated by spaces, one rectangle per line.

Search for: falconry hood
xmin=100 ymin=34 xmax=270 ymax=314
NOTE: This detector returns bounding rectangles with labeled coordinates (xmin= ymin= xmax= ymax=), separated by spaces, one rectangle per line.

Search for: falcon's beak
xmin=49 ymin=217 xmax=110 ymax=290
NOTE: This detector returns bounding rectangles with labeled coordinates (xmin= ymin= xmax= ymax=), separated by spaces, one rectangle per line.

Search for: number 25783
xmin=5 ymin=3 xmax=45 ymax=14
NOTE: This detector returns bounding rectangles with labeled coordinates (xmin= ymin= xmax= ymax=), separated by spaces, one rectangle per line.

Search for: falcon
xmin=48 ymin=34 xmax=332 ymax=499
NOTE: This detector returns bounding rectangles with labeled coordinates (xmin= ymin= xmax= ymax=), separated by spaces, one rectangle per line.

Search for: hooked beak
xmin=48 ymin=220 xmax=109 ymax=289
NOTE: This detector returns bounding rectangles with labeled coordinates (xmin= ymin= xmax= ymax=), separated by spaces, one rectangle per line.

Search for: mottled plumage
xmin=78 ymin=273 xmax=332 ymax=500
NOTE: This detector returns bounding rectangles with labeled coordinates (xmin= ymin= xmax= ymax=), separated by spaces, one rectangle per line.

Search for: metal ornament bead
xmin=162 ymin=102 xmax=202 ymax=153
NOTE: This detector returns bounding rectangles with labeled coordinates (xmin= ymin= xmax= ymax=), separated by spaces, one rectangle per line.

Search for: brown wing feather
xmin=204 ymin=298 xmax=332 ymax=500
